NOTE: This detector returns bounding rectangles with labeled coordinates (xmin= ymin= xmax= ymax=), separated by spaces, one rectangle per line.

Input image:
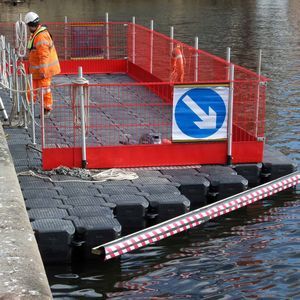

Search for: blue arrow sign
xmin=172 ymin=87 xmax=228 ymax=141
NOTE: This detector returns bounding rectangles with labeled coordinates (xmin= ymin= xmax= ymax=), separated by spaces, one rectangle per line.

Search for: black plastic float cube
xmin=133 ymin=176 xmax=172 ymax=186
xmin=61 ymin=196 xmax=115 ymax=209
xmin=23 ymin=188 xmax=59 ymax=200
xmin=19 ymin=177 xmax=54 ymax=190
xmin=72 ymin=216 xmax=121 ymax=260
xmin=58 ymin=185 xmax=100 ymax=197
xmin=107 ymin=195 xmax=149 ymax=220
xmin=262 ymin=145 xmax=297 ymax=181
xmin=31 ymin=219 xmax=75 ymax=264
xmin=99 ymin=185 xmax=141 ymax=196
xmin=28 ymin=207 xmax=69 ymax=221
xmin=67 ymin=206 xmax=114 ymax=219
xmin=208 ymin=174 xmax=248 ymax=201
xmin=197 ymin=165 xmax=237 ymax=176
xmin=159 ymin=168 xmax=200 ymax=177
xmin=25 ymin=198 xmax=64 ymax=209
xmin=170 ymin=175 xmax=210 ymax=207
xmin=234 ymin=163 xmax=262 ymax=186
xmin=137 ymin=184 xmax=181 ymax=195
xmin=146 ymin=194 xmax=190 ymax=221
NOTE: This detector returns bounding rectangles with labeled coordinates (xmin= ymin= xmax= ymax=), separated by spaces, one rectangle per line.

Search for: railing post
xmin=29 ymin=74 xmax=36 ymax=145
xmin=41 ymin=87 xmax=45 ymax=148
xmin=0 ymin=36 xmax=7 ymax=87
xmin=226 ymin=47 xmax=231 ymax=81
xmin=227 ymin=64 xmax=234 ymax=165
xmin=15 ymin=60 xmax=20 ymax=115
xmin=72 ymin=67 xmax=89 ymax=168
xmin=0 ymin=96 xmax=8 ymax=121
xmin=132 ymin=16 xmax=136 ymax=64
xmin=105 ymin=12 xmax=110 ymax=59
xmin=64 ymin=16 xmax=68 ymax=60
xmin=150 ymin=20 xmax=154 ymax=74
xmin=22 ymin=76 xmax=28 ymax=130
xmin=7 ymin=43 xmax=13 ymax=100
xmin=0 ymin=36 xmax=8 ymax=121
xmin=194 ymin=36 xmax=199 ymax=82
xmin=255 ymin=49 xmax=262 ymax=138
xmin=9 ymin=49 xmax=17 ymax=126
xmin=170 ymin=26 xmax=174 ymax=54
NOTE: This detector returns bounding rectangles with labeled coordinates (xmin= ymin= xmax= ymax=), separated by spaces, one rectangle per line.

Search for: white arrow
xmin=182 ymin=95 xmax=217 ymax=129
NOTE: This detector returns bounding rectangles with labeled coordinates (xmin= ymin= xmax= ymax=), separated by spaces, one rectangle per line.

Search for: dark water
xmin=2 ymin=0 xmax=300 ymax=298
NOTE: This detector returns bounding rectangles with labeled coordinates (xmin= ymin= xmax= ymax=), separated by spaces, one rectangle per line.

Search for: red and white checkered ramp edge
xmin=92 ymin=171 xmax=299 ymax=261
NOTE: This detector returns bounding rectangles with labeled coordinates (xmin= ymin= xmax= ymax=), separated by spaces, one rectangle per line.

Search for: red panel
xmin=127 ymin=61 xmax=162 ymax=83
xmin=59 ymin=59 xmax=127 ymax=74
xmin=42 ymin=141 xmax=263 ymax=170
xmin=233 ymin=125 xmax=256 ymax=142
xmin=42 ymin=148 xmax=82 ymax=170
xmin=86 ymin=143 xmax=227 ymax=168
xmin=232 ymin=141 xmax=264 ymax=163
xmin=127 ymin=61 xmax=173 ymax=103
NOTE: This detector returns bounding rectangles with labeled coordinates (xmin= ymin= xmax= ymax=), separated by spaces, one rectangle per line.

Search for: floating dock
xmin=0 ymin=19 xmax=298 ymax=264
xmin=1 ymin=99 xmax=297 ymax=263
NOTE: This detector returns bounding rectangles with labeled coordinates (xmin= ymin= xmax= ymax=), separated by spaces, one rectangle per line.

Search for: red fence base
xmin=60 ymin=59 xmax=127 ymax=74
xmin=42 ymin=141 xmax=263 ymax=170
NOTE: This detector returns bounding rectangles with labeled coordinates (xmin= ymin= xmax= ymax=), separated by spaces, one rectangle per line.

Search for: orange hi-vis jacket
xmin=170 ymin=45 xmax=184 ymax=82
xmin=27 ymin=25 xmax=61 ymax=79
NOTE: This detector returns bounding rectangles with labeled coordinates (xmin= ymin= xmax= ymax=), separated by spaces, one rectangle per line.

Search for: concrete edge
xmin=0 ymin=123 xmax=52 ymax=299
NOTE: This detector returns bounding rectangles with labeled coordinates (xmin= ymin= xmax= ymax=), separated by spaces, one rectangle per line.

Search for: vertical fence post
xmin=0 ymin=37 xmax=8 ymax=121
xmin=9 ymin=49 xmax=17 ymax=126
xmin=194 ymin=36 xmax=199 ymax=82
xmin=79 ymin=67 xmax=87 ymax=168
xmin=1 ymin=36 xmax=6 ymax=84
xmin=72 ymin=67 xmax=89 ymax=168
xmin=105 ymin=12 xmax=110 ymax=60
xmin=0 ymin=96 xmax=8 ymax=121
xmin=227 ymin=64 xmax=234 ymax=165
xmin=226 ymin=47 xmax=231 ymax=81
xmin=7 ymin=43 xmax=13 ymax=100
xmin=15 ymin=60 xmax=20 ymax=114
xmin=64 ymin=16 xmax=68 ymax=60
xmin=29 ymin=74 xmax=36 ymax=145
xmin=170 ymin=26 xmax=174 ymax=54
xmin=255 ymin=49 xmax=262 ymax=138
xmin=150 ymin=20 xmax=154 ymax=74
xmin=41 ymin=87 xmax=45 ymax=148
xmin=132 ymin=16 xmax=136 ymax=64
xmin=23 ymin=77 xmax=28 ymax=130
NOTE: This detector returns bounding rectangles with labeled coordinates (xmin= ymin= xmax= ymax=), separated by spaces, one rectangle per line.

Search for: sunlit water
xmin=1 ymin=0 xmax=299 ymax=298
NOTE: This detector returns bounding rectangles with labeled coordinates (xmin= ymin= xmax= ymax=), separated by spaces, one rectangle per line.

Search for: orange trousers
xmin=170 ymin=66 xmax=184 ymax=82
xmin=30 ymin=78 xmax=53 ymax=111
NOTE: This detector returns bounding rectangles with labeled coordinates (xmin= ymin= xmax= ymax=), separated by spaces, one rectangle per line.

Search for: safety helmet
xmin=24 ymin=12 xmax=40 ymax=25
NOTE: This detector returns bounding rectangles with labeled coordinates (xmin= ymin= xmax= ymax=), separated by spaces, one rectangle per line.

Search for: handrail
xmin=92 ymin=171 xmax=300 ymax=261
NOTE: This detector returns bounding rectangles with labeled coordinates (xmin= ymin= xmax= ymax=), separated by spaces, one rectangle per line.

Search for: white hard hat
xmin=24 ymin=12 xmax=40 ymax=25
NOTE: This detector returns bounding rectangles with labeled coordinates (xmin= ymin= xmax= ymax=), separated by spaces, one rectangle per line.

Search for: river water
xmin=1 ymin=0 xmax=300 ymax=298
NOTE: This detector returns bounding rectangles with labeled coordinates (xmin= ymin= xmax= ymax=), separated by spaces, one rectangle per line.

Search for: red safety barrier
xmin=92 ymin=172 xmax=300 ymax=261
xmin=0 ymin=21 xmax=269 ymax=169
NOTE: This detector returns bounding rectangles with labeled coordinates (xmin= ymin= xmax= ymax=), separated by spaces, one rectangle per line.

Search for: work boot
xmin=44 ymin=109 xmax=52 ymax=118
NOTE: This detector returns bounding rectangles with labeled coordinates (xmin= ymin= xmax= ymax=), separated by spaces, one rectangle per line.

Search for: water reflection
xmin=105 ymin=196 xmax=300 ymax=299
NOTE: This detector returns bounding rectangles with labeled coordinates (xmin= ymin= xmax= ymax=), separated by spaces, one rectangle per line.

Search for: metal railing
xmin=92 ymin=171 xmax=300 ymax=261
xmin=0 ymin=17 xmax=268 ymax=169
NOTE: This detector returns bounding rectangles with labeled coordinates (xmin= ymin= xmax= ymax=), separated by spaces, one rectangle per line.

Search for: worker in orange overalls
xmin=25 ymin=12 xmax=61 ymax=116
xmin=170 ymin=43 xmax=185 ymax=82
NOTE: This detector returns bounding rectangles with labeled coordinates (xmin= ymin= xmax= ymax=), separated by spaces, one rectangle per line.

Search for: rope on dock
xmin=17 ymin=166 xmax=138 ymax=183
